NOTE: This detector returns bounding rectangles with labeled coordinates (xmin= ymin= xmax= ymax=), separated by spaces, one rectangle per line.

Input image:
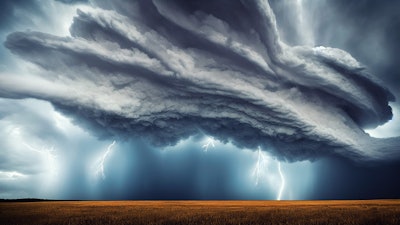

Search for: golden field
xmin=1 ymin=200 xmax=399 ymax=225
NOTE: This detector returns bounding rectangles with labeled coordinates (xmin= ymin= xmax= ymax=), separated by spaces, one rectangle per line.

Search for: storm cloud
xmin=1 ymin=0 xmax=399 ymax=162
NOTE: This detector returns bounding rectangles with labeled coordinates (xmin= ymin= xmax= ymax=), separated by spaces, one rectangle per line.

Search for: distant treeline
xmin=0 ymin=198 xmax=48 ymax=202
xmin=0 ymin=198 xmax=83 ymax=202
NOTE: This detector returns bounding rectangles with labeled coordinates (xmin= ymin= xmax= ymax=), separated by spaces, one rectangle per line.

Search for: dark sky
xmin=0 ymin=0 xmax=399 ymax=200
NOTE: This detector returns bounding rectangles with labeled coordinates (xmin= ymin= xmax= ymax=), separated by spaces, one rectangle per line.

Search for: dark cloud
xmin=1 ymin=0 xmax=399 ymax=163
xmin=0 ymin=0 xmax=43 ymax=65
xmin=324 ymin=0 xmax=400 ymax=113
xmin=271 ymin=0 xmax=400 ymax=107
xmin=55 ymin=0 xmax=88 ymax=4
xmin=0 ymin=0 xmax=43 ymax=30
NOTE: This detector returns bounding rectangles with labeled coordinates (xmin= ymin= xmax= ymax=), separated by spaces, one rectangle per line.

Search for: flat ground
xmin=1 ymin=200 xmax=399 ymax=225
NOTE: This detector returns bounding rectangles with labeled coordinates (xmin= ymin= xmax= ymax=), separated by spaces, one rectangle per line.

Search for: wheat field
xmin=1 ymin=200 xmax=399 ymax=225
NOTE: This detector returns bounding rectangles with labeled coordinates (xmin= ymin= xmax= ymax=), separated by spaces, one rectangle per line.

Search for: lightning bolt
xmin=23 ymin=143 xmax=57 ymax=175
xmin=202 ymin=136 xmax=215 ymax=152
xmin=95 ymin=140 xmax=116 ymax=180
xmin=253 ymin=146 xmax=268 ymax=186
xmin=277 ymin=162 xmax=285 ymax=200
xmin=252 ymin=146 xmax=286 ymax=200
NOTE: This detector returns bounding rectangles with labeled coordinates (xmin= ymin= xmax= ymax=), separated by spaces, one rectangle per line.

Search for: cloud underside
xmin=2 ymin=0 xmax=399 ymax=162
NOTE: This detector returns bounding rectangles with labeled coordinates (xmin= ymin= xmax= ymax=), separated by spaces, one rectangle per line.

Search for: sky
xmin=0 ymin=0 xmax=399 ymax=200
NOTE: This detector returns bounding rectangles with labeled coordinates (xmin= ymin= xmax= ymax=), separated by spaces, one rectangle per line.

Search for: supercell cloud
xmin=1 ymin=0 xmax=399 ymax=162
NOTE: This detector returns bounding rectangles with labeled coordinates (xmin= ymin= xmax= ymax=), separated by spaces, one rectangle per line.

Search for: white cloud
xmin=0 ymin=0 xmax=398 ymax=163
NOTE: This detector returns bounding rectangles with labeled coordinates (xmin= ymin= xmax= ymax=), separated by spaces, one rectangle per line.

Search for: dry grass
xmin=1 ymin=200 xmax=400 ymax=225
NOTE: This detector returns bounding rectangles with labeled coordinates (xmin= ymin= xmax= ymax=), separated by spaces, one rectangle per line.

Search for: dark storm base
xmin=1 ymin=200 xmax=399 ymax=225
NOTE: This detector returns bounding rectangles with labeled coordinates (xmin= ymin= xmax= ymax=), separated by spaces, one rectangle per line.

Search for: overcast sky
xmin=0 ymin=0 xmax=399 ymax=200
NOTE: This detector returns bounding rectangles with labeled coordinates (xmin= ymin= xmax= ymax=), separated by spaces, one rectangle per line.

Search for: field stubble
xmin=0 ymin=200 xmax=399 ymax=225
